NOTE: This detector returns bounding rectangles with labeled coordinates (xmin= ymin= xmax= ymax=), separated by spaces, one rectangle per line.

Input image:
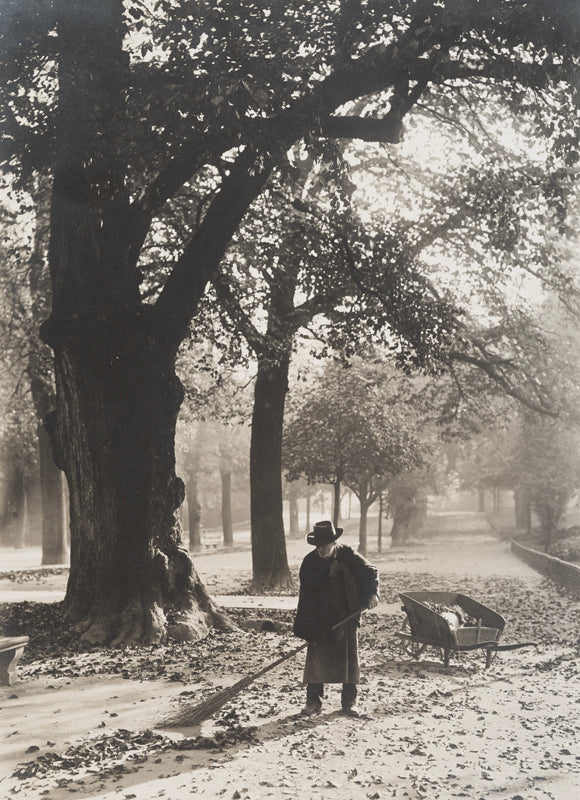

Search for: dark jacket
xmin=293 ymin=544 xmax=379 ymax=644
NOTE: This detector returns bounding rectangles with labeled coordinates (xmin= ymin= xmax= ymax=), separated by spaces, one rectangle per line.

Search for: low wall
xmin=511 ymin=539 xmax=580 ymax=597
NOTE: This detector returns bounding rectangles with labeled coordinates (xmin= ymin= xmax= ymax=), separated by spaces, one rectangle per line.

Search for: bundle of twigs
xmin=161 ymin=607 xmax=365 ymax=728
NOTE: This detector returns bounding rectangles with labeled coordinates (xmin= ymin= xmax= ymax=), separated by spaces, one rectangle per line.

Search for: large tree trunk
xmin=42 ymin=320 xmax=229 ymax=645
xmin=220 ymin=468 xmax=234 ymax=548
xmin=250 ymin=355 xmax=292 ymax=588
xmin=40 ymin=2 xmax=231 ymax=645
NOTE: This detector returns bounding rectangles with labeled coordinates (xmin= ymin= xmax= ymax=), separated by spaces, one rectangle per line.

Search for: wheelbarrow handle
xmin=457 ymin=641 xmax=539 ymax=653
xmin=489 ymin=641 xmax=539 ymax=652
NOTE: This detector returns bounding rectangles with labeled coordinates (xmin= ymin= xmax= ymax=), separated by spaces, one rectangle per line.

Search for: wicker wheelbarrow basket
xmin=396 ymin=591 xmax=537 ymax=668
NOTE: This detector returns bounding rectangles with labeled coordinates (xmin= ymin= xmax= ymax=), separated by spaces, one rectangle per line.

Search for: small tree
xmin=284 ymin=356 xmax=424 ymax=554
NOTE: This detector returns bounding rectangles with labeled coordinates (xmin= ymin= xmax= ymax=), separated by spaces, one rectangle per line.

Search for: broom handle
xmin=244 ymin=607 xmax=368 ymax=685
xmin=331 ymin=606 xmax=367 ymax=630
xmin=246 ymin=641 xmax=309 ymax=682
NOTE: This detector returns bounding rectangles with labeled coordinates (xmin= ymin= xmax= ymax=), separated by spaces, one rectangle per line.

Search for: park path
xmin=0 ymin=514 xmax=539 ymax=608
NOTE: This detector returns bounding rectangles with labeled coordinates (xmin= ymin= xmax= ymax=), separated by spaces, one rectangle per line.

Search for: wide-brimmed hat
xmin=306 ymin=520 xmax=343 ymax=546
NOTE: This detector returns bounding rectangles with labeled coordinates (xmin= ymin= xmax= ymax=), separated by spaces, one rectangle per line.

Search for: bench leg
xmin=0 ymin=646 xmax=26 ymax=686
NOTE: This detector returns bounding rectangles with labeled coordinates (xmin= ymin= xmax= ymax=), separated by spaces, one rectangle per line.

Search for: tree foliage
xmin=514 ymin=412 xmax=580 ymax=550
xmin=0 ymin=187 xmax=46 ymax=483
xmin=284 ymin=354 xmax=427 ymax=550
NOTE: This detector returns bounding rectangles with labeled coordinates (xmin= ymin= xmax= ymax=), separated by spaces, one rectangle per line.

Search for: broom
xmin=161 ymin=607 xmax=366 ymax=727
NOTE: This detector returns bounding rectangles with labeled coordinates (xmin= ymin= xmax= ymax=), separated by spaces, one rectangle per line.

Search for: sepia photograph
xmin=1 ymin=1 xmax=579 ymax=798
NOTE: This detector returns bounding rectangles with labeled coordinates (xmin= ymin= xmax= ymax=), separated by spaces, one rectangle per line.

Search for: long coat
xmin=293 ymin=544 xmax=379 ymax=684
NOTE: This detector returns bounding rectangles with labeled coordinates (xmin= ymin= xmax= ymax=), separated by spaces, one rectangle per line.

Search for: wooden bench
xmin=0 ymin=636 xmax=29 ymax=685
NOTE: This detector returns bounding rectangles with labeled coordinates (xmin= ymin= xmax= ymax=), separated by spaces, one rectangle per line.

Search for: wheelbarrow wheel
xmin=404 ymin=640 xmax=427 ymax=660
xmin=398 ymin=620 xmax=427 ymax=660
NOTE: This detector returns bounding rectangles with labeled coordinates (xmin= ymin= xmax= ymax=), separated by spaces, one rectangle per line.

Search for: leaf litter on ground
xmin=3 ymin=566 xmax=580 ymax=793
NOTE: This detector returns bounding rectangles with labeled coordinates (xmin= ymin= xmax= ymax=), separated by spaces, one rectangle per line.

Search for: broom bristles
xmin=160 ymin=673 xmax=256 ymax=727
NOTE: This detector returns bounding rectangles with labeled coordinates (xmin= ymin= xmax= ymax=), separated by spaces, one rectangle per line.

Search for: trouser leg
xmin=341 ymin=683 xmax=357 ymax=709
xmin=307 ymin=683 xmax=324 ymax=704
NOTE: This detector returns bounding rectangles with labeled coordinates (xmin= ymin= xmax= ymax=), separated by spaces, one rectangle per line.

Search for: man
xmin=293 ymin=520 xmax=379 ymax=716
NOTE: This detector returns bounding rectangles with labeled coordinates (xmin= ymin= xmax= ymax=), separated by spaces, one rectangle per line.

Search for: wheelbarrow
xmin=396 ymin=591 xmax=537 ymax=668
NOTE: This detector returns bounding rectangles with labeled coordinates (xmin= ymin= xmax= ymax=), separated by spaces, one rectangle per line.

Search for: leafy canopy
xmin=283 ymin=354 xmax=426 ymax=503
xmin=0 ymin=0 xmax=578 ymax=361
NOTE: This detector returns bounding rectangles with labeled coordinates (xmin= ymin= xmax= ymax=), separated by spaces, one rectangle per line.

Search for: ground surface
xmin=1 ymin=518 xmax=580 ymax=800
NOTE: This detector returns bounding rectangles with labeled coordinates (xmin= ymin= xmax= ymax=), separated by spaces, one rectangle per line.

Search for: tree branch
xmin=286 ymin=291 xmax=345 ymax=329
xmin=151 ymin=148 xmax=272 ymax=355
xmin=319 ymin=114 xmax=404 ymax=143
xmin=133 ymin=19 xmax=451 ymax=222
xmin=212 ymin=272 xmax=267 ymax=355
xmin=447 ymin=349 xmax=556 ymax=416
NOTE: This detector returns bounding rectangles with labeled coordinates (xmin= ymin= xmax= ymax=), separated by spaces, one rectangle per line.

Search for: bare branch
xmin=447 ymin=349 xmax=556 ymax=416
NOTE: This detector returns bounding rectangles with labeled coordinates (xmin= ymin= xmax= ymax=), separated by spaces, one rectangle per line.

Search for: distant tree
xmin=514 ymin=413 xmax=580 ymax=551
xmin=177 ymin=340 xmax=252 ymax=550
xmin=179 ymin=419 xmax=250 ymax=550
xmin=0 ymin=381 xmax=37 ymax=547
xmin=214 ymin=421 xmax=250 ymax=548
xmin=284 ymin=356 xmax=425 ymax=554
xmin=448 ymin=294 xmax=580 ymax=536
xmin=387 ymin=470 xmax=431 ymax=546
xmin=177 ymin=419 xmax=208 ymax=554
xmin=284 ymin=476 xmax=310 ymax=537
xmin=0 ymin=179 xmax=67 ymax=562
